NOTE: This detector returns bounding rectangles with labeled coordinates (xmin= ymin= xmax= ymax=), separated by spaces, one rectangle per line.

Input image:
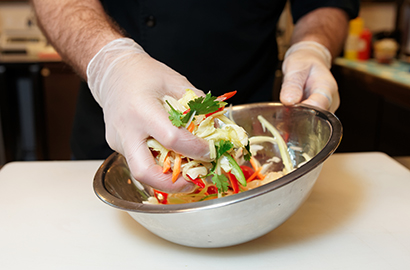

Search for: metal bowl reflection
xmin=93 ymin=103 xmax=342 ymax=248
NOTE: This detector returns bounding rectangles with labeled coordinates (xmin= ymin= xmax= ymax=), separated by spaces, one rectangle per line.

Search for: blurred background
xmin=0 ymin=0 xmax=409 ymax=168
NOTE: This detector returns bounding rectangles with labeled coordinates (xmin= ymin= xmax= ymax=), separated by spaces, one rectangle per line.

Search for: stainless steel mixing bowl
xmin=93 ymin=103 xmax=342 ymax=248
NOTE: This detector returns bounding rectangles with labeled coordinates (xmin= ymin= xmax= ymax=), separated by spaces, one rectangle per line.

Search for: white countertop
xmin=1 ymin=152 xmax=410 ymax=269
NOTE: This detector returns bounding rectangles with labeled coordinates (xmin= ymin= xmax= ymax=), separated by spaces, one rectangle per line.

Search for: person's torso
xmin=99 ymin=0 xmax=287 ymax=103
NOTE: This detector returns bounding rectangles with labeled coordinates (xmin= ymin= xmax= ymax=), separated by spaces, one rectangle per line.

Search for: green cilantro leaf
xmin=210 ymin=140 xmax=234 ymax=173
xmin=211 ymin=173 xmax=230 ymax=193
xmin=181 ymin=110 xmax=194 ymax=125
xmin=167 ymin=93 xmax=223 ymax=128
xmin=188 ymin=93 xmax=220 ymax=115
xmin=244 ymin=141 xmax=252 ymax=161
xmin=178 ymin=93 xmax=222 ymax=127
xmin=215 ymin=140 xmax=233 ymax=159
xmin=166 ymin=101 xmax=184 ymax=127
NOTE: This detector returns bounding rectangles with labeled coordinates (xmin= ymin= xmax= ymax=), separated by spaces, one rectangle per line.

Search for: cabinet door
xmin=41 ymin=62 xmax=81 ymax=160
xmin=332 ymin=64 xmax=410 ymax=156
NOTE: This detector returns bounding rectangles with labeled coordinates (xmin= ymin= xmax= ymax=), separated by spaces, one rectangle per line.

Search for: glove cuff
xmin=284 ymin=41 xmax=332 ymax=69
xmin=86 ymin=38 xmax=146 ymax=106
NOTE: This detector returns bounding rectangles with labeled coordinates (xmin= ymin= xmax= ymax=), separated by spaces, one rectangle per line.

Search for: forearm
xmin=291 ymin=7 xmax=349 ymax=58
xmin=31 ymin=0 xmax=123 ymax=79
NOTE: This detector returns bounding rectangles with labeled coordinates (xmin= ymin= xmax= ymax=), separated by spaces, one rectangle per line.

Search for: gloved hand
xmin=87 ymin=38 xmax=210 ymax=193
xmin=280 ymin=41 xmax=339 ymax=113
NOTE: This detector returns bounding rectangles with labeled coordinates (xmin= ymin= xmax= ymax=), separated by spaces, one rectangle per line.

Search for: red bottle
xmin=358 ymin=28 xmax=372 ymax=60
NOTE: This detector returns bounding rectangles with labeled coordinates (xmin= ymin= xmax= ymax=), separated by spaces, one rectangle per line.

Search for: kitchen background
xmin=0 ymin=0 xmax=409 ymax=168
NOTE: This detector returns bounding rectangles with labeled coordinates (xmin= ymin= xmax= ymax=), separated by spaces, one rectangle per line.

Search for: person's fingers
xmin=280 ymin=59 xmax=340 ymax=112
xmin=125 ymin=140 xmax=196 ymax=193
xmin=149 ymin=113 xmax=211 ymax=161
xmin=303 ymin=67 xmax=340 ymax=112
xmin=88 ymin=38 xmax=210 ymax=192
xmin=302 ymin=87 xmax=340 ymax=113
xmin=133 ymin=92 xmax=211 ymax=162
xmin=122 ymin=97 xmax=210 ymax=193
xmin=279 ymin=68 xmax=309 ymax=106
xmin=280 ymin=41 xmax=340 ymax=112
xmin=301 ymin=89 xmax=331 ymax=110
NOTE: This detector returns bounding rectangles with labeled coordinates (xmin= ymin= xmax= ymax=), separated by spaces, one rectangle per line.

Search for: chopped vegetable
xmin=188 ymin=176 xmax=206 ymax=188
xmin=166 ymin=101 xmax=184 ymax=127
xmin=154 ymin=190 xmax=168 ymax=204
xmin=227 ymin=172 xmax=239 ymax=194
xmin=250 ymin=156 xmax=260 ymax=171
xmin=256 ymin=115 xmax=294 ymax=173
xmin=162 ymin=154 xmax=171 ymax=173
xmin=205 ymin=107 xmax=224 ymax=118
xmin=168 ymin=92 xmax=223 ymax=128
xmin=246 ymin=167 xmax=262 ymax=183
xmin=143 ymin=90 xmax=302 ymax=204
xmin=215 ymin=140 xmax=233 ymax=160
xmin=187 ymin=121 xmax=196 ymax=133
xmin=240 ymin=165 xmax=255 ymax=180
xmin=211 ymin=173 xmax=230 ymax=194
xmin=216 ymin=90 xmax=237 ymax=102
xmin=171 ymin=154 xmax=182 ymax=183
xmin=223 ymin=153 xmax=246 ymax=186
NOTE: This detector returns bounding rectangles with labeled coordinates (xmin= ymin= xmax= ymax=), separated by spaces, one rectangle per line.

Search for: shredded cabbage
xmin=144 ymin=90 xmax=304 ymax=204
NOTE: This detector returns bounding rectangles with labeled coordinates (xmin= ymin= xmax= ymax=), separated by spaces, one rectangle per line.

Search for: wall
xmin=0 ymin=1 xmax=33 ymax=30
xmin=360 ymin=2 xmax=397 ymax=33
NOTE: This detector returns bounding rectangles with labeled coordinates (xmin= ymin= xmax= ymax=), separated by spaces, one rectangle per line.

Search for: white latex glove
xmin=87 ymin=38 xmax=210 ymax=193
xmin=280 ymin=41 xmax=340 ymax=113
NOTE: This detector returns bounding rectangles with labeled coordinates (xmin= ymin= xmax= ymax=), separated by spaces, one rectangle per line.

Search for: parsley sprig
xmin=215 ymin=140 xmax=233 ymax=159
xmin=166 ymin=101 xmax=184 ymax=127
xmin=208 ymin=140 xmax=235 ymax=194
xmin=186 ymin=93 xmax=220 ymax=117
xmin=211 ymin=173 xmax=230 ymax=193
xmin=167 ymin=93 xmax=223 ymax=128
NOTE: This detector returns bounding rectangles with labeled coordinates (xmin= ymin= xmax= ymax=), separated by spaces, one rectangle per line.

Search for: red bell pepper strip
xmin=216 ymin=90 xmax=237 ymax=102
xmin=188 ymin=175 xmax=206 ymax=188
xmin=205 ymin=106 xmax=224 ymax=118
xmin=227 ymin=172 xmax=239 ymax=194
xmin=154 ymin=189 xmax=168 ymax=204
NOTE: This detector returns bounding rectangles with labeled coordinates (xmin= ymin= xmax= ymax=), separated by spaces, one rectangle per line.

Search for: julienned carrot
xmin=249 ymin=156 xmax=265 ymax=180
xmin=187 ymin=122 xmax=196 ymax=133
xmin=257 ymin=171 xmax=266 ymax=180
xmin=162 ymin=155 xmax=171 ymax=173
xmin=246 ymin=167 xmax=262 ymax=182
xmin=172 ymin=154 xmax=182 ymax=183
xmin=250 ymin=156 xmax=259 ymax=171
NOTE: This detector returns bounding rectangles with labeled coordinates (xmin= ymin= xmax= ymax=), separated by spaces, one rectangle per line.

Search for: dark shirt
xmin=71 ymin=0 xmax=359 ymax=159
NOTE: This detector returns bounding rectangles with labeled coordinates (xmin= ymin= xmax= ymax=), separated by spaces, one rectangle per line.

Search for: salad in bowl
xmin=144 ymin=90 xmax=302 ymax=204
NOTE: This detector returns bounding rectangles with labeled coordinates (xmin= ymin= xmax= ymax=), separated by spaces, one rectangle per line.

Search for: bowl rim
xmin=93 ymin=103 xmax=343 ymax=214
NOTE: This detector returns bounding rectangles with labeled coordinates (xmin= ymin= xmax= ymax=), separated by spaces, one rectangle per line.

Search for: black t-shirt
xmin=71 ymin=0 xmax=359 ymax=159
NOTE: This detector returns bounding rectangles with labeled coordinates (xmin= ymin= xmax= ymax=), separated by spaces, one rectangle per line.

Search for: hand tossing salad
xmin=144 ymin=90 xmax=301 ymax=204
